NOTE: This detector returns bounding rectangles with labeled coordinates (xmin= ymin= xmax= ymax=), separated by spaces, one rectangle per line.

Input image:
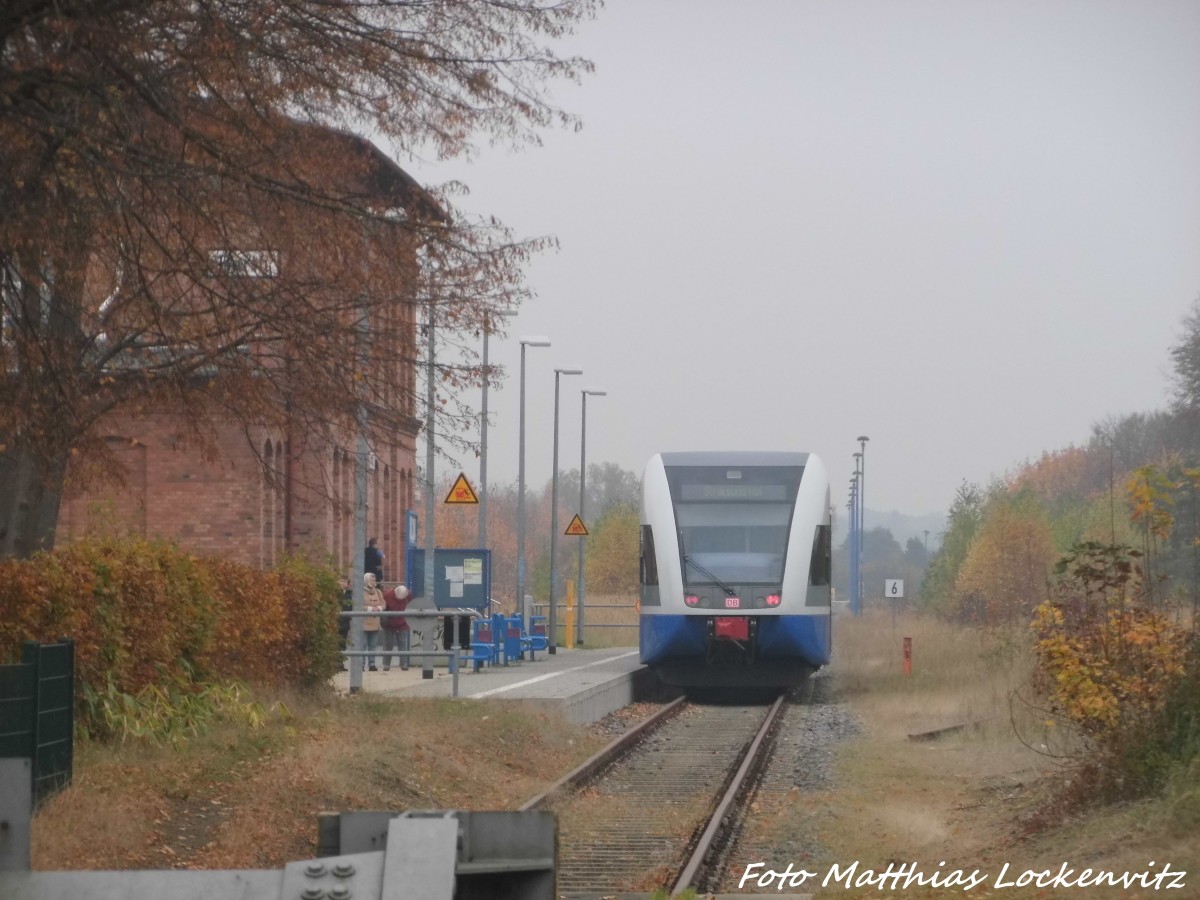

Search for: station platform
xmin=330 ymin=645 xmax=656 ymax=725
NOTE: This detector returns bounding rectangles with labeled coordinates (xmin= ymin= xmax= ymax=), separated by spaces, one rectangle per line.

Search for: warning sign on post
xmin=444 ymin=473 xmax=479 ymax=505
xmin=564 ymin=514 xmax=589 ymax=536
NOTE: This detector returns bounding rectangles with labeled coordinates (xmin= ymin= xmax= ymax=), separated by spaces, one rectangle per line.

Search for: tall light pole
xmin=419 ymin=292 xmax=438 ymax=679
xmin=548 ymin=366 xmax=582 ymax=654
xmin=478 ymin=309 xmax=511 ymax=551
xmin=576 ymin=388 xmax=606 ymax=646
xmin=849 ymin=470 xmax=859 ymax=617
xmin=857 ymin=435 xmax=870 ymax=612
xmin=517 ymin=337 xmax=550 ymax=628
xmin=348 ymin=245 xmax=372 ymax=695
xmin=852 ymin=452 xmax=863 ymax=615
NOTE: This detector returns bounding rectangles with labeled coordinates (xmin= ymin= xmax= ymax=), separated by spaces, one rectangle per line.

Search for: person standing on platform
xmin=362 ymin=572 xmax=384 ymax=671
xmin=381 ymin=584 xmax=412 ymax=671
xmin=364 ymin=537 xmax=385 ymax=582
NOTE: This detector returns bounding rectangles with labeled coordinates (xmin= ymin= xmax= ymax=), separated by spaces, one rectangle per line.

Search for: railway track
xmin=522 ymin=691 xmax=791 ymax=898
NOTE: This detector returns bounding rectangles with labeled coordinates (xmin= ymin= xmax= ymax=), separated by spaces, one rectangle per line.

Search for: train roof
xmin=655 ymin=451 xmax=813 ymax=467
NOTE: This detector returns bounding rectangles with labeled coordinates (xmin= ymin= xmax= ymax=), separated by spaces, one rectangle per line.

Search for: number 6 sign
xmin=885 ymin=579 xmax=904 ymax=598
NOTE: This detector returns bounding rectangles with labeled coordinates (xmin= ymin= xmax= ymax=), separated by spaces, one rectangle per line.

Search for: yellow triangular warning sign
xmin=444 ymin=472 xmax=479 ymax=505
xmin=564 ymin=514 xmax=589 ymax=536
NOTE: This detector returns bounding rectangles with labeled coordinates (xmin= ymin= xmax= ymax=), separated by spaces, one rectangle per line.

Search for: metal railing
xmin=531 ymin=603 xmax=638 ymax=629
xmin=339 ymin=608 xmax=484 ymax=698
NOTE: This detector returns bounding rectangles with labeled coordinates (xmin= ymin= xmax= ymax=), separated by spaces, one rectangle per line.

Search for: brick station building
xmin=56 ymin=127 xmax=432 ymax=579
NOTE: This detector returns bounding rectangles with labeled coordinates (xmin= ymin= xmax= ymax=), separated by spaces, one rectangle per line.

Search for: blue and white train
xmin=639 ymin=451 xmax=832 ymax=687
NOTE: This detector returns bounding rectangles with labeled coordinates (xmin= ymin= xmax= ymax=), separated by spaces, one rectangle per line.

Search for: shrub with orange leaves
xmin=0 ymin=538 xmax=340 ymax=736
xmin=1033 ymin=540 xmax=1194 ymax=797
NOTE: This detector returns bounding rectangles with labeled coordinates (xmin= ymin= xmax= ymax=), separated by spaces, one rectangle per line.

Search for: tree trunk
xmin=0 ymin=442 xmax=67 ymax=559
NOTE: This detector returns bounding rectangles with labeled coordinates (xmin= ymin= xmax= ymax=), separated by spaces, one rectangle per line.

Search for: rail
xmin=671 ymin=692 xmax=788 ymax=894
xmin=519 ymin=696 xmax=687 ymax=811
xmin=529 ymin=694 xmax=786 ymax=895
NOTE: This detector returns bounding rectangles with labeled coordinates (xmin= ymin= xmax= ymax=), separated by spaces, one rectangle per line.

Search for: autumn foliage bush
xmin=1033 ymin=543 xmax=1198 ymax=799
xmin=0 ymin=538 xmax=341 ymax=737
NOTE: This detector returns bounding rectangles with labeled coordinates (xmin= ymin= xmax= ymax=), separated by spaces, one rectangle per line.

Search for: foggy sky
xmin=414 ymin=0 xmax=1200 ymax=524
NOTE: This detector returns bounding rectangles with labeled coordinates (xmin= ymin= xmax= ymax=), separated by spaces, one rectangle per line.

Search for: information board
xmin=406 ymin=548 xmax=491 ymax=609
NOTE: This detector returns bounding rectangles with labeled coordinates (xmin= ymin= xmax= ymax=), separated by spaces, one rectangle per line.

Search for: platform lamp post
xmin=418 ymin=287 xmax=440 ymax=679
xmin=852 ymin=452 xmax=863 ymax=615
xmin=849 ymin=469 xmax=860 ymax=617
xmin=576 ymin=388 xmax=607 ymax=646
xmin=347 ymin=256 xmax=372 ymax=695
xmin=478 ymin=309 xmax=512 ymax=551
xmin=856 ymin=435 xmax=870 ymax=612
xmin=548 ymin=366 xmax=583 ymax=654
xmin=517 ymin=337 xmax=551 ymax=632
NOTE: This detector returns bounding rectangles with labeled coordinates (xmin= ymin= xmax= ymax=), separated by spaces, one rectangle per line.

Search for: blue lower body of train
xmin=640 ymin=613 xmax=830 ymax=687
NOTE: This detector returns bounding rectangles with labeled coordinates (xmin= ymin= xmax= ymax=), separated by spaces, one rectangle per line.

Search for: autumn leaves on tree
xmin=0 ymin=0 xmax=597 ymax=559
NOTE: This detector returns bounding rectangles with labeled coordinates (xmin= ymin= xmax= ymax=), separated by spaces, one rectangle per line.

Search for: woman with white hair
xmin=381 ymin=583 xmax=412 ymax=671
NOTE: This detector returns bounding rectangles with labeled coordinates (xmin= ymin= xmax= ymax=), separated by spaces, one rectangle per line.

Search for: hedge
xmin=0 ymin=538 xmax=342 ymax=718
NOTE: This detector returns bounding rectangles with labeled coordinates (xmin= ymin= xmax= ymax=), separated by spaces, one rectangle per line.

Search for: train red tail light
xmin=766 ymin=594 xmax=781 ymax=607
xmin=685 ymin=594 xmax=700 ymax=607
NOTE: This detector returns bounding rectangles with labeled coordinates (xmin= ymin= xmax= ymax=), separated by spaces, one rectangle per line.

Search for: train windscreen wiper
xmin=682 ymin=554 xmax=737 ymax=596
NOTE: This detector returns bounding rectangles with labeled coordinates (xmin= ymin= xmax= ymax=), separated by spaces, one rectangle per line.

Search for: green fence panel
xmin=0 ymin=640 xmax=74 ymax=805
xmin=0 ymin=662 xmax=35 ymax=758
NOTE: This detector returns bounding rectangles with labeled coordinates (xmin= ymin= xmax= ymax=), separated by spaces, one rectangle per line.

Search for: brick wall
xmin=59 ymin=412 xmax=418 ymax=576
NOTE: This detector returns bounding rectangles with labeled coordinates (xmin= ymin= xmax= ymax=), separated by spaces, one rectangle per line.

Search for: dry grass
xmin=32 ymin=687 xmax=609 ymax=871
xmin=832 ymin=609 xmax=1046 ymax=748
xmin=803 ymin=609 xmax=1200 ymax=899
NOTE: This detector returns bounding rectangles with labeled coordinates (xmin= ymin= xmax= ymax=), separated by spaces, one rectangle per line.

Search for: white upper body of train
xmin=640 ymin=450 xmax=831 ymax=616
xmin=638 ymin=451 xmax=832 ymax=681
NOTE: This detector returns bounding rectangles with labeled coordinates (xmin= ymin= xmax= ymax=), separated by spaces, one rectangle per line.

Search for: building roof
xmin=280 ymin=120 xmax=446 ymax=223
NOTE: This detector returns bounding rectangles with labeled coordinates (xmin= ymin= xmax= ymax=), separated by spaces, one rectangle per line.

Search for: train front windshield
xmin=665 ymin=464 xmax=804 ymax=586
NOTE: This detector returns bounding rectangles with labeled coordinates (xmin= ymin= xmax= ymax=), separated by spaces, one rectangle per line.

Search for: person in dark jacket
xmin=381 ymin=584 xmax=411 ymax=671
xmin=364 ymin=537 xmax=384 ymax=582
xmin=337 ymin=575 xmax=353 ymax=670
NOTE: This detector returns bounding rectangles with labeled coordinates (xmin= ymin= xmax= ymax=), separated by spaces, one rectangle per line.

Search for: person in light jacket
xmin=362 ymin=572 xmax=384 ymax=671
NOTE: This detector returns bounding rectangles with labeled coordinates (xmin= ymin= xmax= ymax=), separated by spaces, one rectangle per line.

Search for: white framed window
xmin=209 ymin=249 xmax=279 ymax=278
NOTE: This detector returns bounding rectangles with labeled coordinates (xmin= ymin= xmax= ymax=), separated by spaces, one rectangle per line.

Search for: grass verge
xmin=32 ymin=686 xmax=608 ymax=870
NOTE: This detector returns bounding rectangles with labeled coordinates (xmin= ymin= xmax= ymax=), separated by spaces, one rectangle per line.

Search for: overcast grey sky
xmin=418 ymin=0 xmax=1200 ymax=523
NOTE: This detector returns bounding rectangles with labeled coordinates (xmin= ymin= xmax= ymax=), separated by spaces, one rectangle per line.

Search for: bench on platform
xmin=528 ymin=616 xmax=548 ymax=653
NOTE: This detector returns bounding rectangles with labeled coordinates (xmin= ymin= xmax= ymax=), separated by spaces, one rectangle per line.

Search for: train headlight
xmin=754 ymin=596 xmax=765 ymax=608
xmin=685 ymin=594 xmax=700 ymax=607
xmin=766 ymin=594 xmax=781 ymax=607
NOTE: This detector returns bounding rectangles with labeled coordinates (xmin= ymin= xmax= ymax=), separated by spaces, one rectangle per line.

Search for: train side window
xmin=640 ymin=525 xmax=658 ymax=586
xmin=809 ymin=524 xmax=831 ymax=586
